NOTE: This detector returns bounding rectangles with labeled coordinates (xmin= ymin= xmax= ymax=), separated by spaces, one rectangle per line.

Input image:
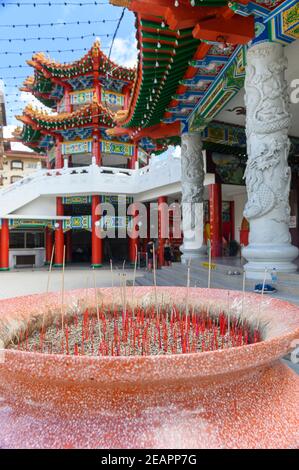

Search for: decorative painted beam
xmin=193 ymin=15 xmax=255 ymax=44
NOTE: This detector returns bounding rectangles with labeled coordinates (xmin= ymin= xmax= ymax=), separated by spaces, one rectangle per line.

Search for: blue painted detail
xmin=263 ymin=0 xmax=297 ymax=23
xmin=250 ymin=17 xmax=270 ymax=46
xmin=269 ymin=1 xmax=299 ymax=44
xmin=191 ymin=57 xmax=229 ymax=67
xmin=181 ymin=121 xmax=189 ymax=134
xmin=56 ymin=127 xmax=93 ymax=141
xmin=271 ymin=15 xmax=295 ymax=43
xmin=50 ymin=84 xmax=64 ymax=99
xmin=40 ymin=135 xmax=54 ymax=148
xmin=67 ymin=75 xmax=94 ymax=91
xmin=187 ymin=45 xmax=244 ymax=124
xmin=168 ymin=102 xmax=196 ymax=111
xmin=174 ymin=91 xmax=204 ymax=101
xmin=181 ymin=76 xmax=215 ymax=86
xmin=232 ymin=2 xmax=271 ymax=19
xmin=100 ymin=77 xmax=127 ymax=93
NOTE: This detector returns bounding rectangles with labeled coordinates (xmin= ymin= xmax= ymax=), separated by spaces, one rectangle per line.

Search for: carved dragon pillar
xmin=180 ymin=131 xmax=206 ymax=264
xmin=242 ymin=41 xmax=298 ymax=279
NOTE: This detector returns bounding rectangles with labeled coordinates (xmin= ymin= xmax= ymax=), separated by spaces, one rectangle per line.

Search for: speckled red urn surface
xmin=0 ymin=287 xmax=298 ymax=449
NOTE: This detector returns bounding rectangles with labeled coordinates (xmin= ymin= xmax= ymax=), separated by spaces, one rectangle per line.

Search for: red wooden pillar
xmin=0 ymin=219 xmax=9 ymax=271
xmin=209 ymin=183 xmax=222 ymax=258
xmin=129 ymin=203 xmax=139 ymax=264
xmin=64 ymin=88 xmax=72 ymax=113
xmin=45 ymin=227 xmax=53 ymax=265
xmin=91 ymin=195 xmax=103 ymax=268
xmin=129 ymin=142 xmax=138 ymax=169
xmin=55 ymin=137 xmax=63 ymax=169
xmin=158 ymin=196 xmax=167 ymax=267
xmin=94 ymin=75 xmax=102 ymax=103
xmin=54 ymin=197 xmax=64 ymax=267
xmin=66 ymin=230 xmax=72 ymax=264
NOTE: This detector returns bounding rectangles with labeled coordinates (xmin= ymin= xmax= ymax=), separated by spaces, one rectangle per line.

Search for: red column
xmin=0 ymin=219 xmax=9 ymax=271
xmin=66 ymin=230 xmax=72 ymax=264
xmin=54 ymin=197 xmax=64 ymax=267
xmin=129 ymin=142 xmax=138 ymax=169
xmin=92 ymin=132 xmax=101 ymax=166
xmin=158 ymin=196 xmax=167 ymax=267
xmin=55 ymin=137 xmax=63 ymax=169
xmin=91 ymin=195 xmax=103 ymax=268
xmin=45 ymin=227 xmax=53 ymax=265
xmin=129 ymin=203 xmax=139 ymax=264
xmin=64 ymin=88 xmax=72 ymax=113
xmin=95 ymin=82 xmax=102 ymax=102
xmin=209 ymin=183 xmax=222 ymax=258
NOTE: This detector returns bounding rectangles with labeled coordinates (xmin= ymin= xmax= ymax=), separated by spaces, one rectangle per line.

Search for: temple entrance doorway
xmin=103 ymin=237 xmax=129 ymax=264
xmin=71 ymin=230 xmax=91 ymax=263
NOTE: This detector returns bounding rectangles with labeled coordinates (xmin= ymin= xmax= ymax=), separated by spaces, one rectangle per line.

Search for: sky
xmin=0 ymin=0 xmax=137 ymax=150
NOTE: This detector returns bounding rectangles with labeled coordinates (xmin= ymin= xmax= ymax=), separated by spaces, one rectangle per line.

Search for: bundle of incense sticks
xmin=12 ymin=303 xmax=261 ymax=357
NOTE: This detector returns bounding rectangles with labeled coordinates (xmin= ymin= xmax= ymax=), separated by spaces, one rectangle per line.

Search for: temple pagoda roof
xmin=15 ymin=99 xmax=116 ymax=152
xmin=21 ymin=41 xmax=136 ymax=109
xmin=12 ymin=126 xmax=49 ymax=154
xmin=17 ymin=100 xmax=114 ymax=130
xmin=109 ymin=1 xmax=255 ymax=139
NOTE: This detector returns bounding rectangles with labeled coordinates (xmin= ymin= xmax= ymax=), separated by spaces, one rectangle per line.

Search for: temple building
xmin=0 ymin=41 xmax=186 ymax=270
xmin=0 ymin=1 xmax=298 ymax=279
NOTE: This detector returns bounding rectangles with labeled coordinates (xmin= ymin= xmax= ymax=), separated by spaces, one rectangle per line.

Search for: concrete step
xmin=170 ymin=262 xmax=299 ymax=296
xmin=136 ymin=266 xmax=299 ymax=309
xmin=164 ymin=264 xmax=244 ymax=289
xmin=137 ymin=264 xmax=299 ymax=300
xmin=136 ymin=265 xmax=241 ymax=291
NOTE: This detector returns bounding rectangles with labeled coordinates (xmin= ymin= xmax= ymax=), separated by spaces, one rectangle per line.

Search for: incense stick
xmin=122 ymin=260 xmax=127 ymax=317
xmin=92 ymin=267 xmax=101 ymax=339
xmin=258 ymin=268 xmax=268 ymax=327
xmin=227 ymin=290 xmax=230 ymax=336
xmin=85 ymin=275 xmax=89 ymax=310
xmin=242 ymin=269 xmax=246 ymax=321
xmin=261 ymin=268 xmax=267 ymax=298
xmin=152 ymin=242 xmax=158 ymax=313
xmin=185 ymin=258 xmax=191 ymax=324
xmin=110 ymin=258 xmax=115 ymax=310
xmin=42 ymin=242 xmax=55 ymax=333
xmin=46 ymin=243 xmax=55 ymax=294
xmin=132 ymin=244 xmax=138 ymax=303
xmin=61 ymin=244 xmax=66 ymax=336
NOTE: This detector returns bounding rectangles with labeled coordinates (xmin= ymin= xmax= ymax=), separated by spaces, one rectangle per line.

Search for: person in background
xmin=146 ymin=239 xmax=155 ymax=271
xmin=164 ymin=238 xmax=172 ymax=267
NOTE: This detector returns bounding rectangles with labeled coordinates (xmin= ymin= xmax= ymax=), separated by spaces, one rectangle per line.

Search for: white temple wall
xmin=12 ymin=196 xmax=56 ymax=217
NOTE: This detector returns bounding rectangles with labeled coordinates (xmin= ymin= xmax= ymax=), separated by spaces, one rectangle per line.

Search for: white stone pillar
xmin=242 ymin=41 xmax=298 ymax=279
xmin=180 ymin=131 xmax=205 ymax=264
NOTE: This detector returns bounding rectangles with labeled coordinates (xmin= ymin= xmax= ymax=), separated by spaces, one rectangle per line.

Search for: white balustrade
xmin=0 ymin=155 xmax=182 ymax=217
